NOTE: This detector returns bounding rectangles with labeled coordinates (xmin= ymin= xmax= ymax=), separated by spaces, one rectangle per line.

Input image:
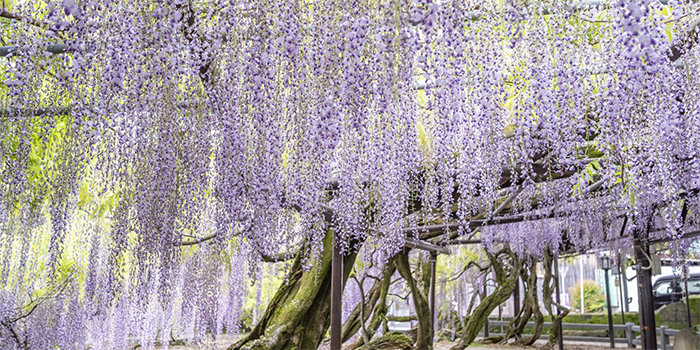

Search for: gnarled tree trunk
xmin=346 ymin=259 xmax=396 ymax=349
xmin=450 ymin=248 xmax=520 ymax=350
xmin=228 ymin=230 xmax=357 ymax=350
xmin=542 ymin=247 xmax=569 ymax=349
xmin=512 ymin=258 xmax=543 ymax=346
xmin=394 ymin=248 xmax=433 ymax=350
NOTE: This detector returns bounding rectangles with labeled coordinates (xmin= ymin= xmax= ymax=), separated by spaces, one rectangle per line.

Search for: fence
xmin=477 ymin=320 xmax=698 ymax=349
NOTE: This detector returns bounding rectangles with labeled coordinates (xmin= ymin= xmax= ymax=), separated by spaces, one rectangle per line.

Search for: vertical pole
xmin=622 ymin=262 xmax=630 ymax=313
xmin=483 ymin=279 xmax=489 ymax=338
xmin=605 ymin=268 xmax=616 ymax=348
xmin=514 ymin=279 xmax=520 ymax=317
xmin=659 ymin=326 xmax=668 ymax=350
xmin=626 ymin=322 xmax=635 ymax=348
xmin=684 ymin=266 xmax=692 ymax=328
xmin=513 ymin=277 xmax=521 ymax=340
xmin=453 ymin=287 xmax=459 ymax=342
xmin=450 ymin=305 xmax=455 ymax=342
xmin=617 ymin=255 xmax=626 ymax=325
xmin=430 ymin=252 xmax=437 ymax=344
xmin=618 ymin=217 xmax=630 ymax=315
xmin=633 ymin=226 xmax=657 ymax=349
xmin=498 ymin=304 xmax=503 ymax=334
xmin=617 ymin=255 xmax=627 ymax=342
xmin=330 ymin=235 xmax=343 ymax=350
xmin=580 ymin=255 xmax=585 ymax=313
xmin=555 ymin=256 xmax=564 ymax=350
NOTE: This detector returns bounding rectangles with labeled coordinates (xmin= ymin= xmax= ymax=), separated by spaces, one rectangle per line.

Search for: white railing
xmin=477 ymin=320 xmax=698 ymax=349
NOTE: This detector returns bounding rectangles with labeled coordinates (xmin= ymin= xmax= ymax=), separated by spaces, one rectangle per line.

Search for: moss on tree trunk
xmin=228 ymin=229 xmax=357 ymax=350
xmin=512 ymin=258 xmax=543 ymax=346
xmin=394 ymin=248 xmax=433 ymax=350
xmin=450 ymin=248 xmax=520 ymax=350
xmin=347 ymin=259 xmax=396 ymax=349
xmin=355 ymin=331 xmax=414 ymax=350
xmin=542 ymin=247 xmax=569 ymax=349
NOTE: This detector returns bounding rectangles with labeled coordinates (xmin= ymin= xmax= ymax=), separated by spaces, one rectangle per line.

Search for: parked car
xmin=652 ymin=273 xmax=700 ymax=310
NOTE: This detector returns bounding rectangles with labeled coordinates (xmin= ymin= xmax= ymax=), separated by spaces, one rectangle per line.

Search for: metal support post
xmin=605 ymin=267 xmax=616 ymax=348
xmin=684 ymin=266 xmax=692 ymax=328
xmin=633 ymin=226 xmax=657 ymax=349
xmin=580 ymin=255 xmax=586 ymax=313
xmin=514 ymin=278 xmax=521 ymax=339
xmin=483 ymin=278 xmax=489 ymax=338
xmin=555 ymin=256 xmax=564 ymax=350
xmin=617 ymin=255 xmax=626 ymax=325
xmin=484 ymin=317 xmax=490 ymax=338
xmin=430 ymin=252 xmax=437 ymax=344
xmin=330 ymin=235 xmax=343 ymax=350
xmin=617 ymin=255 xmax=627 ymax=342
xmin=618 ymin=217 xmax=630 ymax=315
xmin=622 ymin=262 xmax=630 ymax=313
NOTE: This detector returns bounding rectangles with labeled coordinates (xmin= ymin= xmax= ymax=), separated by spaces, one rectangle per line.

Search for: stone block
xmin=674 ymin=328 xmax=700 ymax=350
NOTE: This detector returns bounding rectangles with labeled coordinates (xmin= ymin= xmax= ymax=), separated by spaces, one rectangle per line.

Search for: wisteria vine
xmin=0 ymin=0 xmax=699 ymax=348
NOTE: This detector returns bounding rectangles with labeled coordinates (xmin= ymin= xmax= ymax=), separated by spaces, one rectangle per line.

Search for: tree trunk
xmin=347 ymin=259 xmax=396 ymax=349
xmin=394 ymin=248 xmax=433 ymax=350
xmin=542 ymin=247 xmax=569 ymax=349
xmin=492 ymin=258 xmax=531 ymax=344
xmin=228 ymin=230 xmax=357 ymax=350
xmin=450 ymin=248 xmax=520 ymax=350
xmin=512 ymin=259 xmax=543 ymax=346
xmin=355 ymin=331 xmax=414 ymax=350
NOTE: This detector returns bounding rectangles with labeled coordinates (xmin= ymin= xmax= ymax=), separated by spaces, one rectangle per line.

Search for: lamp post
xmin=601 ymin=255 xmax=615 ymax=348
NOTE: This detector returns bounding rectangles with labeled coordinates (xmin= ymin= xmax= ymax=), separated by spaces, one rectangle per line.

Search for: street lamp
xmin=601 ymin=255 xmax=611 ymax=270
xmin=601 ymin=255 xmax=615 ymax=348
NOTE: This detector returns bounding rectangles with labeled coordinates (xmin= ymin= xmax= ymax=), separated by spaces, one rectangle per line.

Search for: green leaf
xmin=77 ymin=182 xmax=92 ymax=208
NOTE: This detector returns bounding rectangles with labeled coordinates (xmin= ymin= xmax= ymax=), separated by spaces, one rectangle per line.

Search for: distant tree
xmin=568 ymin=280 xmax=606 ymax=313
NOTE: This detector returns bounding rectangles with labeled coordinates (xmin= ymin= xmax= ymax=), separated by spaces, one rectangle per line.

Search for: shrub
xmin=568 ymin=280 xmax=607 ymax=313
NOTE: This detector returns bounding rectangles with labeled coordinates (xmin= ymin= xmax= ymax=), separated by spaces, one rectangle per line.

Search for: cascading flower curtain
xmin=0 ymin=0 xmax=698 ymax=347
